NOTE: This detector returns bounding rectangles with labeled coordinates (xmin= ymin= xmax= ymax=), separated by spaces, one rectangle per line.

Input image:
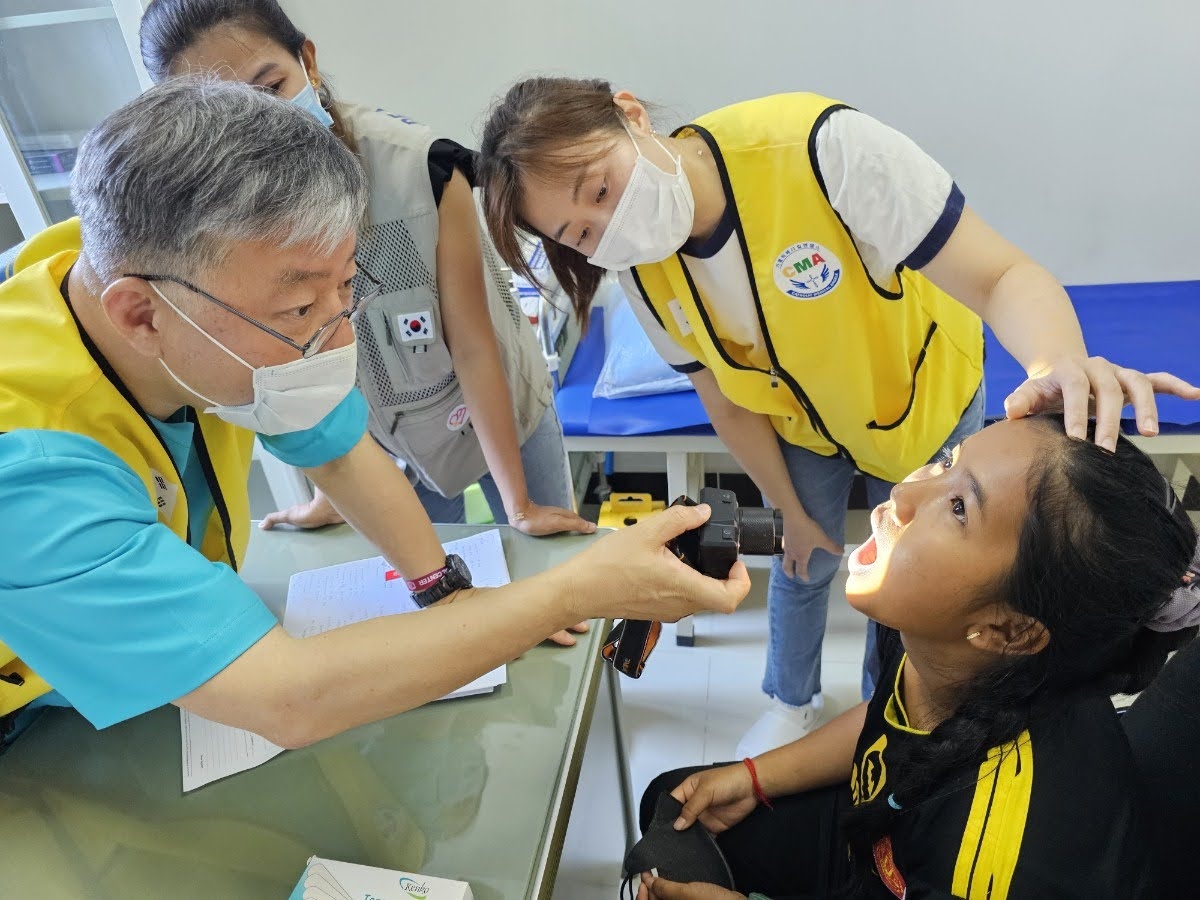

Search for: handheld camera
xmin=602 ymin=487 xmax=784 ymax=678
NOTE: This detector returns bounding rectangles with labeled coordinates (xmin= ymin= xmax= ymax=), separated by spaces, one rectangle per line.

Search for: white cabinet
xmin=0 ymin=0 xmax=150 ymax=241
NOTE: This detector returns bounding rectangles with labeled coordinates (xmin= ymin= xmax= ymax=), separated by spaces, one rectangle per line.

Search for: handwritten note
xmin=180 ymin=531 xmax=511 ymax=792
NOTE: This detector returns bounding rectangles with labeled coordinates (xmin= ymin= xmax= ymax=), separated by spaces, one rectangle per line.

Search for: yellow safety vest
xmin=628 ymin=93 xmax=984 ymax=483
xmin=0 ymin=219 xmax=255 ymax=715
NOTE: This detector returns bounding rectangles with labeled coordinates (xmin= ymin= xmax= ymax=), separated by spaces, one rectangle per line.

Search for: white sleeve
xmin=616 ymin=270 xmax=702 ymax=371
xmin=814 ymin=108 xmax=965 ymax=272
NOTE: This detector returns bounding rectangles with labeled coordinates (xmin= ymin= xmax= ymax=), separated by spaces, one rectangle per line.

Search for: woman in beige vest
xmin=140 ymin=0 xmax=593 ymax=644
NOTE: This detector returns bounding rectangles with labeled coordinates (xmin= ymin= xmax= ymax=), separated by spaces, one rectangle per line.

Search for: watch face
xmin=446 ymin=554 xmax=471 ymax=584
xmin=451 ymin=556 xmax=470 ymax=585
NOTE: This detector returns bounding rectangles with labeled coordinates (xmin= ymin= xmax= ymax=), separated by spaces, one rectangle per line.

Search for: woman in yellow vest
xmin=476 ymin=79 xmax=1198 ymax=757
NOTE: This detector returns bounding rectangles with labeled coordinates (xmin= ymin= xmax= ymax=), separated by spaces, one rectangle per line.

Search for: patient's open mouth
xmin=849 ymin=534 xmax=878 ymax=573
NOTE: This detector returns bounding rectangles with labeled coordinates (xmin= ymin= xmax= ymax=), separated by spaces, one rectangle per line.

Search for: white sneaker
xmin=735 ymin=694 xmax=824 ymax=759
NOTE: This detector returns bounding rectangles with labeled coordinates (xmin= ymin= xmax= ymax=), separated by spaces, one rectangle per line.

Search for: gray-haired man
xmin=0 ymin=77 xmax=748 ymax=749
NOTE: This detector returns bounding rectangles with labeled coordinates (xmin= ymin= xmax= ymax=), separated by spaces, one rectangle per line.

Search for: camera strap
xmin=602 ymin=618 xmax=663 ymax=679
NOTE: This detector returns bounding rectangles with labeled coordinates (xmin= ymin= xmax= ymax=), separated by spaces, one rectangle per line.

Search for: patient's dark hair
xmin=843 ymin=416 xmax=1197 ymax=869
xmin=140 ymin=0 xmax=356 ymax=151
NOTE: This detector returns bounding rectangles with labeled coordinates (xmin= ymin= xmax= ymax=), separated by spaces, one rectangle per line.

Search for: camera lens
xmin=737 ymin=507 xmax=785 ymax=556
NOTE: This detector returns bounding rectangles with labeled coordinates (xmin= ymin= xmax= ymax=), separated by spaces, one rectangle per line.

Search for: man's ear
xmin=101 ymin=277 xmax=166 ymax=358
xmin=971 ymin=612 xmax=1050 ymax=657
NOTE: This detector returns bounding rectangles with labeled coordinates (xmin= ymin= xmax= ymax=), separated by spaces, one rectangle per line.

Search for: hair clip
xmin=888 ymin=794 xmax=902 ymax=810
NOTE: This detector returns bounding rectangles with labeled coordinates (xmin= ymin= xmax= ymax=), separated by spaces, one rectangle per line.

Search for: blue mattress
xmin=557 ymin=282 xmax=1200 ymax=437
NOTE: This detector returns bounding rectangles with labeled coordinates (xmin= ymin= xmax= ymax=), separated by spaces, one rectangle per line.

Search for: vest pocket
xmin=378 ymin=382 xmax=485 ymax=497
xmin=357 ymin=286 xmax=454 ymax=394
xmin=866 ymin=322 xmax=937 ymax=432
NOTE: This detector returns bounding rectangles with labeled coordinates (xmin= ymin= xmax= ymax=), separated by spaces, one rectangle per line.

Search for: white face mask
xmin=587 ymin=124 xmax=696 ymax=271
xmin=152 ymin=284 xmax=358 ymax=435
xmin=289 ymin=55 xmax=334 ymax=129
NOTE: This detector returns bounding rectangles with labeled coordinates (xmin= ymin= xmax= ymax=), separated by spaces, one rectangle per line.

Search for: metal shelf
xmin=0 ymin=2 xmax=150 ymax=236
xmin=0 ymin=8 xmax=117 ymax=30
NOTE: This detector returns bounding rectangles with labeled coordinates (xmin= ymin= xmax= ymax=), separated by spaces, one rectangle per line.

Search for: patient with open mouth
xmin=634 ymin=415 xmax=1200 ymax=900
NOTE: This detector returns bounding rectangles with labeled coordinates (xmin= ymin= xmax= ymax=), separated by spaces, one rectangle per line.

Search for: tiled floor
xmin=552 ymin=513 xmax=873 ymax=900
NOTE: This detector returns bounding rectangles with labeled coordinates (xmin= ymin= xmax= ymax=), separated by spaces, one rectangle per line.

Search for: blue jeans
xmin=762 ymin=387 xmax=986 ymax=706
xmin=412 ymin=404 xmax=574 ymax=523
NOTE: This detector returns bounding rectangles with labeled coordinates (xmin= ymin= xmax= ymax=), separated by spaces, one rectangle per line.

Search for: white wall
xmin=266 ymin=0 xmax=1200 ymax=285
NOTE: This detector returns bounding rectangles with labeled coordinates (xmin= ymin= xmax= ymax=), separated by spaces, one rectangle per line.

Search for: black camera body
xmin=602 ymin=487 xmax=783 ymax=678
xmin=670 ymin=487 xmax=785 ymax=578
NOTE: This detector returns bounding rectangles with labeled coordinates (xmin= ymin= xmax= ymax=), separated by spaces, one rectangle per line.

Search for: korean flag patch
xmin=398 ymin=311 xmax=434 ymax=343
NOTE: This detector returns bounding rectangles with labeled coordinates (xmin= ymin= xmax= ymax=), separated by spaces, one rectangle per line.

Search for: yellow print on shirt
xmin=851 ymin=734 xmax=888 ymax=805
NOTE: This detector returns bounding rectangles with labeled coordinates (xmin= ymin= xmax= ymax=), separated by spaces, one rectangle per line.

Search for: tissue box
xmin=288 ymin=856 xmax=473 ymax=900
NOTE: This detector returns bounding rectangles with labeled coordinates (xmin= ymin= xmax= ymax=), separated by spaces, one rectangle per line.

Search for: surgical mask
xmin=587 ymin=125 xmax=696 ymax=271
xmin=289 ymin=57 xmax=334 ymax=129
xmin=153 ymin=284 xmax=358 ymax=435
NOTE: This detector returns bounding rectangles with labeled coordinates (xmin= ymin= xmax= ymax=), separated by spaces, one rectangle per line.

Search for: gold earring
xmin=311 ymin=79 xmax=319 ymax=88
xmin=966 ymin=631 xmax=982 ymax=641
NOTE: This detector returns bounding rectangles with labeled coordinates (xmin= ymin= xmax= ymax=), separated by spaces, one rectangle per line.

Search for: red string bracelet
xmin=742 ymin=757 xmax=773 ymax=809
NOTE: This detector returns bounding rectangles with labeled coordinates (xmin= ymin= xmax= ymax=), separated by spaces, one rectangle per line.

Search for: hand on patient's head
xmin=1002 ymin=358 xmax=1200 ymax=452
xmin=846 ymin=414 xmax=1198 ymax=688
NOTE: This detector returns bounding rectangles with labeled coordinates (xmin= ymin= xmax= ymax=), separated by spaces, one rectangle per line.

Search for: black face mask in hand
xmin=621 ymin=793 xmax=736 ymax=899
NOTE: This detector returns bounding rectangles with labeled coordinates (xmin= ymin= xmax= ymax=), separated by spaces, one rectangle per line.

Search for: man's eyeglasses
xmin=123 ymin=263 xmax=385 ymax=359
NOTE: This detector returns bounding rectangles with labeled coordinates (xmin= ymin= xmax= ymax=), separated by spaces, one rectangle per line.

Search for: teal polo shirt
xmin=0 ymin=389 xmax=367 ymax=730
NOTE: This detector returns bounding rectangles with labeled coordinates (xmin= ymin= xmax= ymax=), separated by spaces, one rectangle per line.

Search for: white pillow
xmin=593 ymin=292 xmax=694 ymax=400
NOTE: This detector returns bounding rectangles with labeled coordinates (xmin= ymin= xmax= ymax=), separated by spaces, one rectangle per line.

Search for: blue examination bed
xmin=558 ymin=281 xmax=1200 ymax=439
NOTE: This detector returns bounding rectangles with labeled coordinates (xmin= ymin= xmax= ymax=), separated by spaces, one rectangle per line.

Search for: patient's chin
xmin=844 ymin=575 xmax=882 ymax=611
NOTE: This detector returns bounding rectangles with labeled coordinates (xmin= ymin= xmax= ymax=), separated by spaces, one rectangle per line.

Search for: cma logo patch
xmin=773 ymin=241 xmax=842 ymax=300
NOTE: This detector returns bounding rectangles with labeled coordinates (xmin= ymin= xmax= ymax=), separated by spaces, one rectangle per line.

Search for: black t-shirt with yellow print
xmin=850 ymin=641 xmax=1156 ymax=899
